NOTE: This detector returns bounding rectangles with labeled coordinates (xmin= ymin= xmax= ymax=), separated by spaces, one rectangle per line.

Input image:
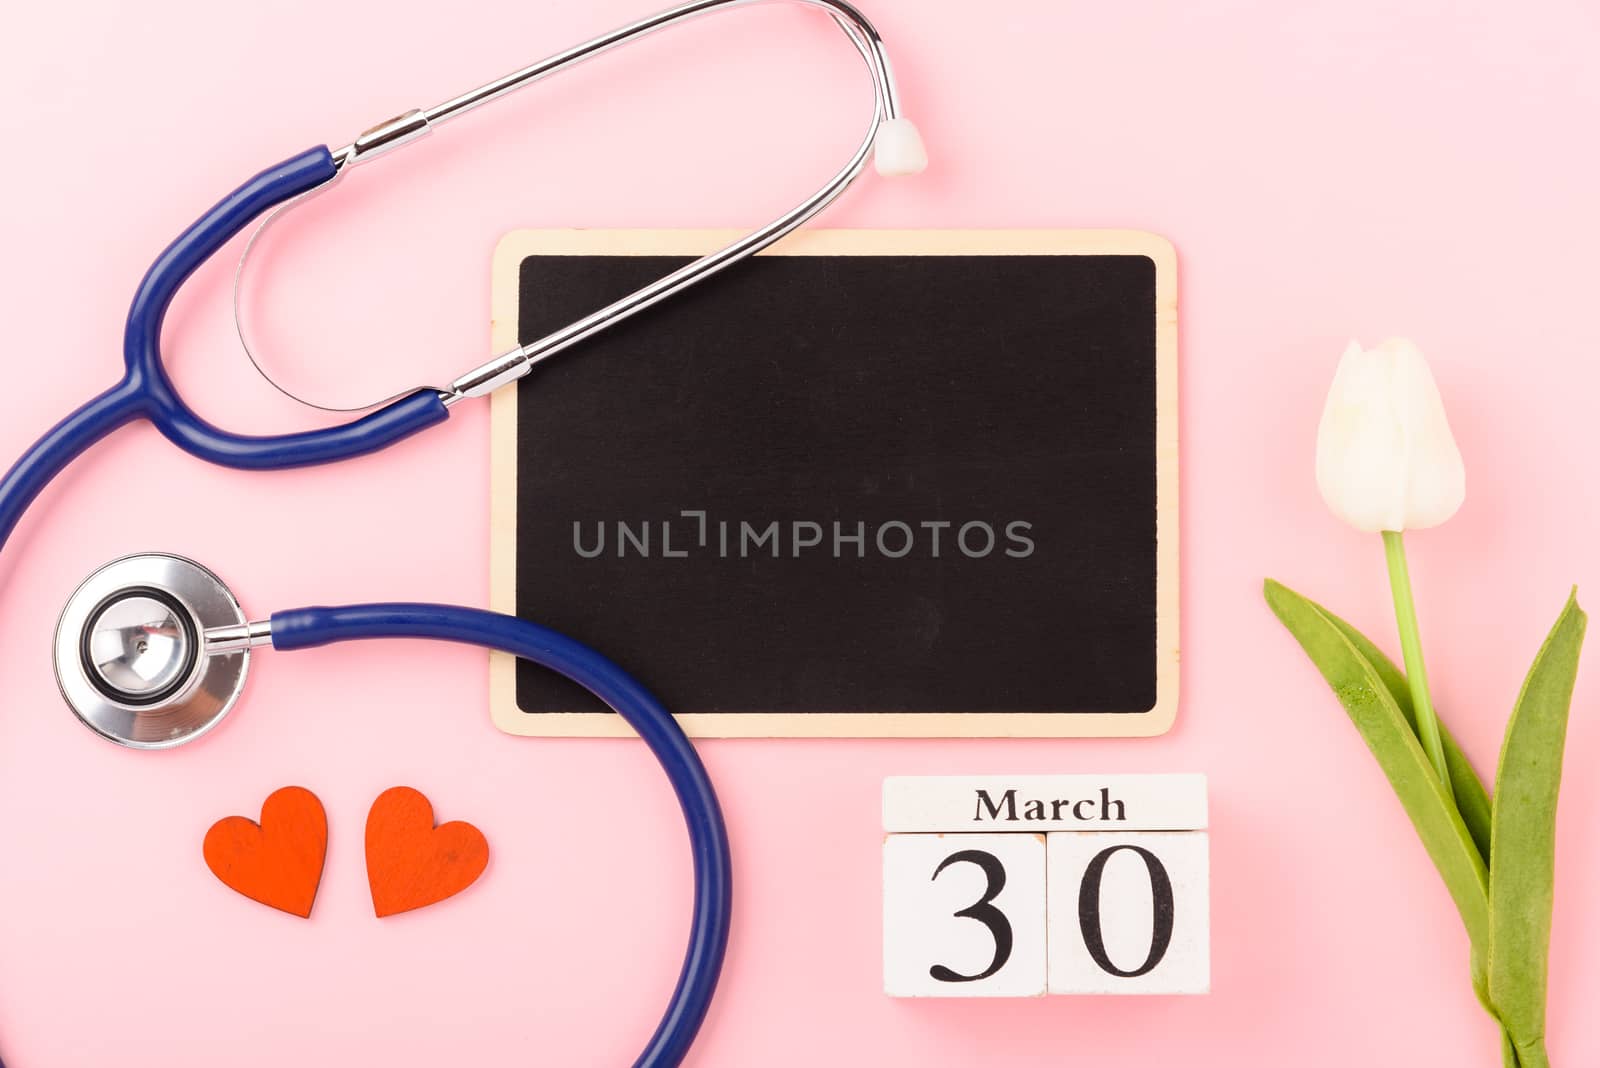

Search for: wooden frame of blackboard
xmin=489 ymin=229 xmax=1178 ymax=737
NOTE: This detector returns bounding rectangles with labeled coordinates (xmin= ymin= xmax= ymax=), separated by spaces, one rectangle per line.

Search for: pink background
xmin=1 ymin=0 xmax=1597 ymax=1063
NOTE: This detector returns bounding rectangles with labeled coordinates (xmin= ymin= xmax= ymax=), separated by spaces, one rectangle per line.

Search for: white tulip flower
xmin=1315 ymin=338 xmax=1466 ymax=534
xmin=1307 ymin=338 xmax=1467 ymax=787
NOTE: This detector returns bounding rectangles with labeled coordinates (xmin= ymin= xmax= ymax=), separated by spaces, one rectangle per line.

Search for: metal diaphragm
xmin=54 ymin=554 xmax=249 ymax=749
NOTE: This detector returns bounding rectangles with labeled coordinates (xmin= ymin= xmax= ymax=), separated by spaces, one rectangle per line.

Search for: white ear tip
xmin=874 ymin=118 xmax=928 ymax=177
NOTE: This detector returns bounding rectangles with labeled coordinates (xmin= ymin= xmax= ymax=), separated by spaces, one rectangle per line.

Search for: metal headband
xmin=234 ymin=0 xmax=917 ymax=414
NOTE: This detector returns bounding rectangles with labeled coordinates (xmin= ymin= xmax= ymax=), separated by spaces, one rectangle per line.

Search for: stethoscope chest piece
xmin=55 ymin=554 xmax=249 ymax=749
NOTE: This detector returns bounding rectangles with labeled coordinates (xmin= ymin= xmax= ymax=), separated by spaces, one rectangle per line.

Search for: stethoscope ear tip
xmin=873 ymin=117 xmax=928 ymax=177
xmin=54 ymin=554 xmax=251 ymax=750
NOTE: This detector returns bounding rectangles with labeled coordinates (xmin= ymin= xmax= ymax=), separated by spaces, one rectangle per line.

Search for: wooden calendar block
xmin=1046 ymin=831 xmax=1210 ymax=995
xmin=883 ymin=774 xmax=1207 ymax=834
xmin=883 ymin=833 xmax=1047 ymax=998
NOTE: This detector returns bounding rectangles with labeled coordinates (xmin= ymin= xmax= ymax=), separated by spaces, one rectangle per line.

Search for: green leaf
xmin=1489 ymin=590 xmax=1586 ymax=1062
xmin=1263 ymin=580 xmax=1490 ymax=956
xmin=1316 ymin=600 xmax=1494 ymax=865
xmin=1502 ymin=1027 xmax=1522 ymax=1068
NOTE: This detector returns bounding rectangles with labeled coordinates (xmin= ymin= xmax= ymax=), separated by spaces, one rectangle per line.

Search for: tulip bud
xmin=1315 ymin=339 xmax=1466 ymax=533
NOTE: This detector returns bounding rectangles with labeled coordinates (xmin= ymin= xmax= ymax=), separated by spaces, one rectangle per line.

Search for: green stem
xmin=1382 ymin=530 xmax=1451 ymax=787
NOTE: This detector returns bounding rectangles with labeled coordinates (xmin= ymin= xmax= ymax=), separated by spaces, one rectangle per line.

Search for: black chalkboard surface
xmin=489 ymin=231 xmax=1177 ymax=737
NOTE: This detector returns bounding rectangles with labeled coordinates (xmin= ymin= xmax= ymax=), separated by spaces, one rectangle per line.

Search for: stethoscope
xmin=0 ymin=2 xmax=925 ymax=1066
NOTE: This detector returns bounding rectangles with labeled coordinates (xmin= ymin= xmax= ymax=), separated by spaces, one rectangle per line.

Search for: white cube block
xmin=1047 ymin=831 xmax=1209 ymax=995
xmin=884 ymin=833 xmax=1047 ymax=997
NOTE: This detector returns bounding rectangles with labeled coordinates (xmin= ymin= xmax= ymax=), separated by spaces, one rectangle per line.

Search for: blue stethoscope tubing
xmin=0 ymin=147 xmax=448 ymax=559
xmin=272 ymin=605 xmax=733 ymax=1068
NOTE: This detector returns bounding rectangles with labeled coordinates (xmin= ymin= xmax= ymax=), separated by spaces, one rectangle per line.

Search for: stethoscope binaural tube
xmin=0 ymin=147 xmax=448 ymax=561
xmin=48 ymin=557 xmax=732 ymax=1068
xmin=0 ymin=0 xmax=924 ymax=571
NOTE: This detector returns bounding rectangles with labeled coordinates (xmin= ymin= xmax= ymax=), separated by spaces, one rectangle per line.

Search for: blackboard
xmin=489 ymin=231 xmax=1177 ymax=737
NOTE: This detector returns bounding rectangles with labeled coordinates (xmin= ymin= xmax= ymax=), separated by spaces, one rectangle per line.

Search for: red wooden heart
xmin=365 ymin=786 xmax=490 ymax=918
xmin=203 ymin=786 xmax=328 ymax=918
